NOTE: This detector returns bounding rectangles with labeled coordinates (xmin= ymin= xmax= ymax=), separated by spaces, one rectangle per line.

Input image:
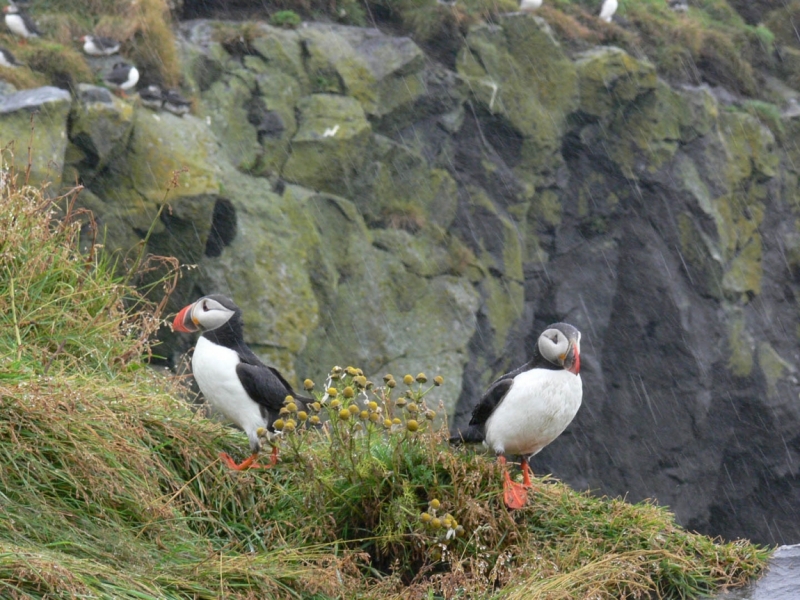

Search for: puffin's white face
xmin=173 ymin=296 xmax=235 ymax=333
xmin=190 ymin=297 xmax=235 ymax=331
xmin=538 ymin=327 xmax=581 ymax=373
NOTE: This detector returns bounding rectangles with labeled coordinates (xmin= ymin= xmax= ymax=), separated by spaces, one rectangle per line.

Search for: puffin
xmin=519 ymin=0 xmax=543 ymax=11
xmin=80 ymin=34 xmax=120 ymax=56
xmin=138 ymin=85 xmax=163 ymax=110
xmin=172 ymin=294 xmax=311 ymax=470
xmin=3 ymin=5 xmax=40 ymax=41
xmin=162 ymin=89 xmax=191 ymax=115
xmin=453 ymin=323 xmax=582 ymax=509
xmin=599 ymin=0 xmax=618 ymax=22
xmin=104 ymin=62 xmax=139 ymax=96
xmin=668 ymin=0 xmax=689 ymax=12
xmin=0 ymin=46 xmax=21 ymax=68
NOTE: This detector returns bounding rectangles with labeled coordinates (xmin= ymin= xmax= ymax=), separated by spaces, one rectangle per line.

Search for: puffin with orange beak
xmin=452 ymin=323 xmax=582 ymax=509
xmin=173 ymin=294 xmax=310 ymax=470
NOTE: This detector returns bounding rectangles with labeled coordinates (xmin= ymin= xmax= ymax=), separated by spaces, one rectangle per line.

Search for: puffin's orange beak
xmin=566 ymin=344 xmax=580 ymax=375
xmin=172 ymin=303 xmax=198 ymax=333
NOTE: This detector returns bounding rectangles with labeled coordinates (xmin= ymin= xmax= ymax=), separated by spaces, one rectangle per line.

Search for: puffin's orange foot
xmin=265 ymin=445 xmax=279 ymax=467
xmin=219 ymin=452 xmax=263 ymax=471
xmin=522 ymin=459 xmax=534 ymax=488
xmin=219 ymin=446 xmax=279 ymax=471
xmin=503 ymin=472 xmax=528 ymax=509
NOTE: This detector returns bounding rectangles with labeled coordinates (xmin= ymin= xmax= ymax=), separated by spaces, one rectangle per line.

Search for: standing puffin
xmin=3 ymin=5 xmax=40 ymax=41
xmin=173 ymin=294 xmax=311 ymax=470
xmin=104 ymin=62 xmax=139 ymax=96
xmin=80 ymin=35 xmax=121 ymax=56
xmin=599 ymin=0 xmax=618 ymax=22
xmin=453 ymin=323 xmax=582 ymax=509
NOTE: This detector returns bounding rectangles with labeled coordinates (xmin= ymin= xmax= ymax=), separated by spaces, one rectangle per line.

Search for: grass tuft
xmin=0 ymin=161 xmax=771 ymax=597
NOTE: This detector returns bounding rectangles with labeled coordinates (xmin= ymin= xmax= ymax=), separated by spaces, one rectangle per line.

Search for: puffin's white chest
xmin=6 ymin=15 xmax=33 ymax=37
xmin=120 ymin=67 xmax=139 ymax=90
xmin=192 ymin=336 xmax=266 ymax=436
xmin=600 ymin=0 xmax=618 ymax=21
xmin=484 ymin=369 xmax=582 ymax=456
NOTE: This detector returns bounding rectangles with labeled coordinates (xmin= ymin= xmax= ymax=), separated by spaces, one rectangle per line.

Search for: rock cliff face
xmin=1 ymin=13 xmax=798 ymax=546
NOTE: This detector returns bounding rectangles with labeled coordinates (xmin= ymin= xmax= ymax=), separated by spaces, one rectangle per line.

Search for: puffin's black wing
xmin=236 ymin=347 xmax=311 ymax=411
xmin=469 ymin=378 xmax=514 ymax=427
xmin=450 ymin=377 xmax=514 ymax=444
xmin=105 ymin=64 xmax=132 ymax=85
xmin=95 ymin=36 xmax=119 ymax=49
xmin=235 ymin=362 xmax=295 ymax=415
xmin=21 ymin=13 xmax=40 ymax=35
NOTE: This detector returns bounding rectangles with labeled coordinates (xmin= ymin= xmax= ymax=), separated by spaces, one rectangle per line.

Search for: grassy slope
xmin=0 ymin=168 xmax=771 ymax=598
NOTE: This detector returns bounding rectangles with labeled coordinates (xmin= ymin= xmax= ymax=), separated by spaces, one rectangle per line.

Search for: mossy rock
xmin=575 ymin=46 xmax=657 ymax=120
xmin=334 ymin=25 xmax=427 ymax=124
xmin=719 ymin=110 xmax=779 ymax=183
xmin=604 ymin=81 xmax=715 ymax=179
xmin=481 ymin=272 xmax=525 ymax=356
xmin=351 ymin=135 xmax=458 ymax=230
xmin=178 ymin=36 xmax=230 ymax=93
xmin=0 ymin=86 xmax=72 ymax=187
xmin=69 ymin=84 xmax=135 ymax=179
xmin=727 ymin=309 xmax=754 ymax=378
xmin=281 ymin=94 xmax=372 ymax=194
xmin=292 ymin=190 xmax=480 ymax=416
xmin=676 ymin=212 xmax=725 ymax=299
xmin=757 ymin=342 xmax=795 ymax=399
xmin=457 ymin=16 xmax=578 ymax=178
xmin=371 ymin=227 xmax=456 ymax=278
xmin=85 ymin=108 xmax=221 ymax=263
xmin=123 ymin=109 xmax=220 ymax=202
xmin=299 ymin=26 xmax=378 ymax=110
xmin=195 ymin=167 xmax=321 ymax=379
xmin=250 ymin=70 xmax=303 ymax=178
xmin=201 ymin=73 xmax=261 ymax=172
xmin=249 ymin=25 xmax=310 ymax=92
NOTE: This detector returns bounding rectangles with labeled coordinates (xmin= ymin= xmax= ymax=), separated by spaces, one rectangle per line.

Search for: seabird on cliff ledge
xmin=173 ymin=294 xmax=311 ymax=470
xmin=104 ymin=62 xmax=139 ymax=96
xmin=80 ymin=35 xmax=121 ymax=56
xmin=599 ymin=0 xmax=618 ymax=22
xmin=519 ymin=0 xmax=543 ymax=11
xmin=138 ymin=85 xmax=163 ymax=110
xmin=163 ymin=89 xmax=191 ymax=115
xmin=451 ymin=323 xmax=583 ymax=509
xmin=3 ymin=5 xmax=40 ymax=40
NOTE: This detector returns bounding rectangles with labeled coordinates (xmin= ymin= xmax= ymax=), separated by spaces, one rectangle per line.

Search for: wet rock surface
xmin=2 ymin=14 xmax=799 ymax=548
xmin=715 ymin=545 xmax=800 ymax=599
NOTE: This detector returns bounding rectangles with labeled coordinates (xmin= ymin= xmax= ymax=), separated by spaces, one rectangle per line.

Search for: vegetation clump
xmin=270 ymin=10 xmax=302 ymax=29
xmin=0 ymin=164 xmax=772 ymax=597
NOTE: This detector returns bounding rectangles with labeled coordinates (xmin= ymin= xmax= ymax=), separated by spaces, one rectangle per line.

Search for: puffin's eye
xmin=202 ymin=302 xmax=209 ymax=311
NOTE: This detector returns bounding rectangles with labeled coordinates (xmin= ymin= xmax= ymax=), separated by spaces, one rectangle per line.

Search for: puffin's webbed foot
xmin=521 ymin=459 xmax=534 ymax=488
xmin=219 ymin=445 xmax=279 ymax=471
xmin=499 ymin=456 xmax=528 ymax=509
